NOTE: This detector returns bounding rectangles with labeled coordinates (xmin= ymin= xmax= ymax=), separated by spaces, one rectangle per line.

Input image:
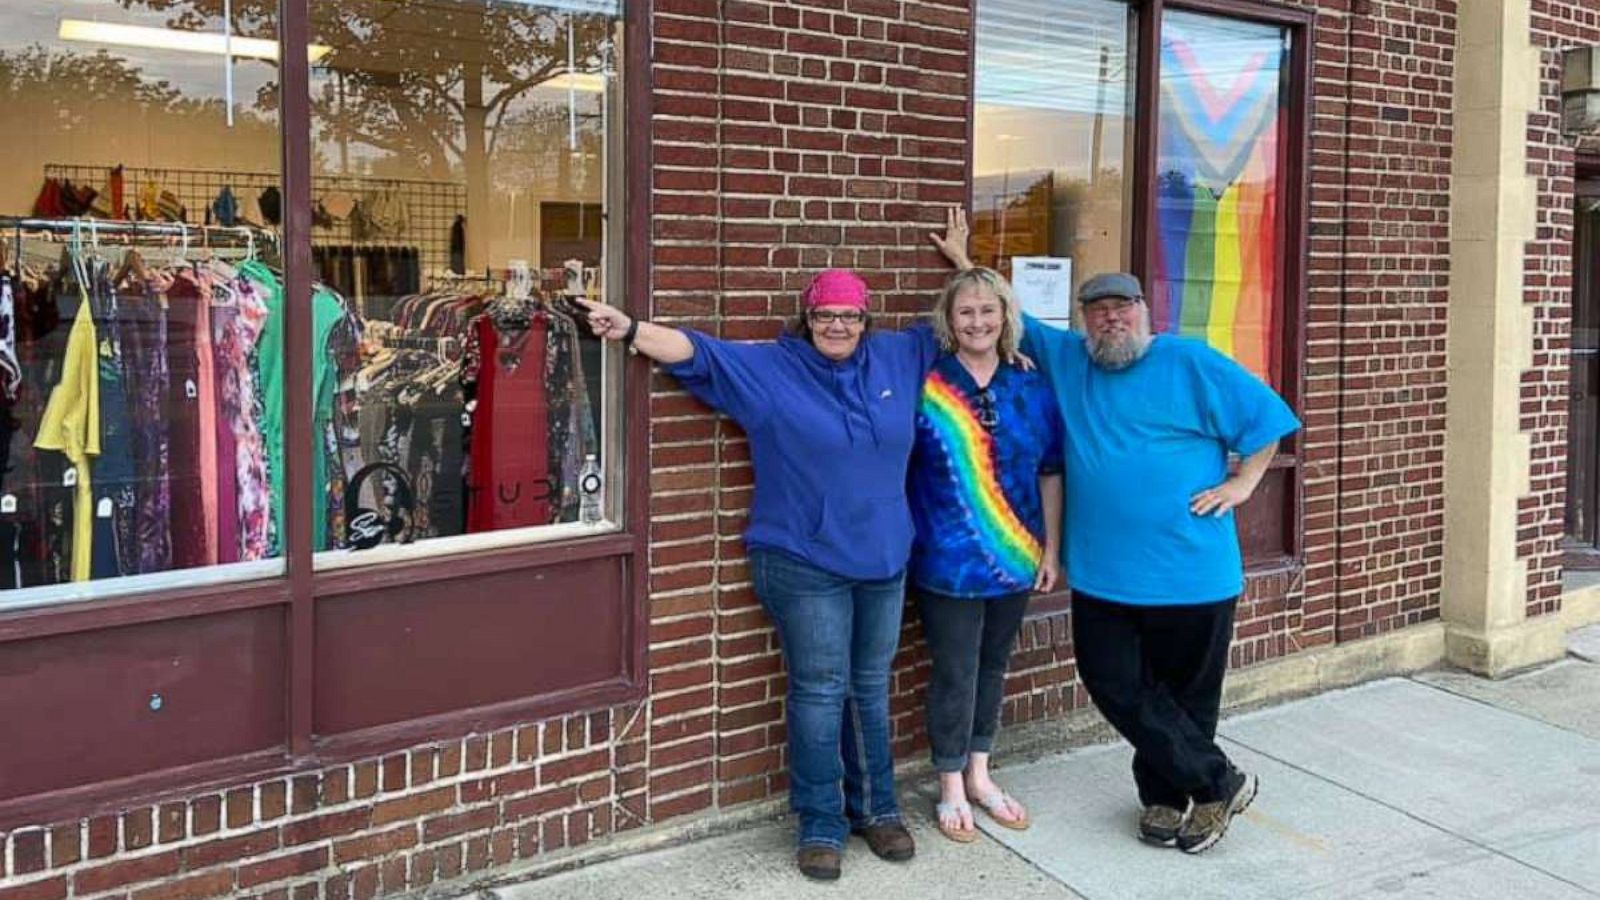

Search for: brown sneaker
xmin=796 ymin=844 xmax=842 ymax=881
xmin=1137 ymin=801 xmax=1190 ymax=847
xmin=1177 ymin=770 xmax=1258 ymax=854
xmin=852 ymin=821 xmax=916 ymax=862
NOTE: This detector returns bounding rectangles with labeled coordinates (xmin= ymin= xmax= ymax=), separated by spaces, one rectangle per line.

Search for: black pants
xmin=1072 ymin=591 xmax=1237 ymax=807
xmin=917 ymin=590 xmax=1031 ymax=773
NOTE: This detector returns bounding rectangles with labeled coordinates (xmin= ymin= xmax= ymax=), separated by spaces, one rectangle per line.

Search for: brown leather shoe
xmin=796 ymin=845 xmax=842 ymax=881
xmin=853 ymin=821 xmax=916 ymax=862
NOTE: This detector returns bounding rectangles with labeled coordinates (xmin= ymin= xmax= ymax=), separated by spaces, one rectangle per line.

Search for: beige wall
xmin=1443 ymin=0 xmax=1567 ymax=675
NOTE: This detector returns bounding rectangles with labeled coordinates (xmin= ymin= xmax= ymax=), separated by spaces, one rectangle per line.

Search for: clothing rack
xmin=2 ymin=216 xmax=274 ymax=274
xmin=381 ymin=333 xmax=461 ymax=359
xmin=45 ymin=164 xmax=463 ymax=275
xmin=425 ymin=269 xmax=506 ymax=290
xmin=422 ymin=267 xmax=585 ymax=304
xmin=1 ymin=216 xmax=268 ymax=243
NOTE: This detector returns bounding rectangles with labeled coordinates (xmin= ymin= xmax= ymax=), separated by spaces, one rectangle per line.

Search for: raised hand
xmin=929 ymin=205 xmax=974 ymax=270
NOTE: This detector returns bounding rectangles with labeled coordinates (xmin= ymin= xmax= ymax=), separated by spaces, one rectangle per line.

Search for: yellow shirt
xmin=34 ymin=299 xmax=101 ymax=582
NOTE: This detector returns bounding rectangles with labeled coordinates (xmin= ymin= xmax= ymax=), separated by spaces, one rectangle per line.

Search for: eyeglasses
xmin=974 ymin=388 xmax=998 ymax=431
xmin=809 ymin=309 xmax=866 ymax=326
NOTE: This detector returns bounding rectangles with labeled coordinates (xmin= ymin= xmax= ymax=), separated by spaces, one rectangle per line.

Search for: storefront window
xmin=1153 ymin=9 xmax=1288 ymax=388
xmin=0 ymin=1 xmax=285 ymax=608
xmin=304 ymin=0 xmax=624 ymax=565
xmin=974 ymin=1 xmax=1303 ymax=565
xmin=971 ymin=0 xmax=1135 ymax=299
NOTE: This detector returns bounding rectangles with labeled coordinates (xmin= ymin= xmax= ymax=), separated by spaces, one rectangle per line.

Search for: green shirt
xmin=244 ymin=260 xmax=346 ymax=554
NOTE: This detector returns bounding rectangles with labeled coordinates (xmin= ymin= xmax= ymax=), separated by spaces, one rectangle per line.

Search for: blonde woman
xmin=906 ymin=265 xmax=1064 ymax=842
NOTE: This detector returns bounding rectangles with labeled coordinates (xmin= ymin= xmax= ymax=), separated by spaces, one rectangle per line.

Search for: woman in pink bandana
xmin=577 ymin=266 xmax=942 ymax=880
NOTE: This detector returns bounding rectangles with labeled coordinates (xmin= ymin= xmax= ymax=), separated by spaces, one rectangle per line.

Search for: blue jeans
xmin=750 ymin=548 xmax=906 ymax=850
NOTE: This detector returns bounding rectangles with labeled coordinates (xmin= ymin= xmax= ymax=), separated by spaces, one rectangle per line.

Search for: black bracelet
xmin=622 ymin=319 xmax=641 ymax=345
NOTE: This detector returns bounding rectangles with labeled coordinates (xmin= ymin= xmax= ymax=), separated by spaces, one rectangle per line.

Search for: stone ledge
xmin=1444 ymin=616 xmax=1568 ymax=678
xmin=1222 ymin=623 xmax=1447 ymax=709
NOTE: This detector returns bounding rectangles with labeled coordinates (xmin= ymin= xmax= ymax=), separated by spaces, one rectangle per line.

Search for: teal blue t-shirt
xmin=1021 ymin=316 xmax=1300 ymax=605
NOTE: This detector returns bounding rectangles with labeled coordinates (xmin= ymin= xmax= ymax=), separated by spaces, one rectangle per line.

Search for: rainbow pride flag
xmin=1153 ymin=25 xmax=1286 ymax=387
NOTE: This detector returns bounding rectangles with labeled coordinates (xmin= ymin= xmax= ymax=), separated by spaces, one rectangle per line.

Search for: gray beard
xmin=1087 ymin=332 xmax=1152 ymax=370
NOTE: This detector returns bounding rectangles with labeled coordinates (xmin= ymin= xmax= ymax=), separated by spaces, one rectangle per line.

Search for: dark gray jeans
xmin=916 ymin=589 xmax=1030 ymax=773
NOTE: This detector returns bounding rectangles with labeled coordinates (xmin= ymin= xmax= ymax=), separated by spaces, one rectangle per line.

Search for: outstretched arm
xmin=573 ymin=298 xmax=695 ymax=365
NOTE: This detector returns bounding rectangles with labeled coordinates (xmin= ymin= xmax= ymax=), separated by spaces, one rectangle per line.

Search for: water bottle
xmin=579 ymin=454 xmax=604 ymax=524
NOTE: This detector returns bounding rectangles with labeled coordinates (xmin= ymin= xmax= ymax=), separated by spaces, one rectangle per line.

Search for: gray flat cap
xmin=1078 ymin=272 xmax=1145 ymax=303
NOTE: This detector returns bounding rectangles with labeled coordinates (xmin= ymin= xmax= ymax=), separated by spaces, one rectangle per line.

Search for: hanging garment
xmin=119 ymin=295 xmax=173 ymax=574
xmin=258 ymin=186 xmax=282 ymax=226
xmin=404 ymin=381 xmax=465 ymax=539
xmin=545 ymin=313 xmax=584 ymax=523
xmin=165 ymin=277 xmax=211 ymax=569
xmin=211 ymin=299 xmax=243 ymax=564
xmin=450 ymin=215 xmax=466 ymax=274
xmin=31 ymin=178 xmax=66 ymax=218
xmin=3 ymin=276 xmax=63 ymax=587
xmin=137 ymin=182 xmax=161 ymax=221
xmin=214 ymin=277 xmax=273 ymax=561
xmin=211 ymin=186 xmax=239 ymax=228
xmin=247 ymin=260 xmax=347 ymax=554
xmin=466 ymin=313 xmax=551 ymax=531
xmin=90 ymin=277 xmax=138 ymax=580
xmin=0 ymin=279 xmax=43 ymax=588
xmin=109 ymin=166 xmax=126 ymax=220
xmin=321 ymin=192 xmax=357 ymax=222
xmin=59 ymin=180 xmax=98 ymax=217
xmin=187 ymin=273 xmax=221 ymax=564
xmin=0 ymin=274 xmax=22 ymax=401
xmin=33 ymin=296 xmax=100 ymax=582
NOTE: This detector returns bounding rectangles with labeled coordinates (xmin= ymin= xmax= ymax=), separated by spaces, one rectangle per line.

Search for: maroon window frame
xmin=0 ymin=0 xmax=654 ymax=828
xmin=1153 ymin=0 xmax=1311 ymax=574
xmin=966 ymin=0 xmax=1313 ymax=615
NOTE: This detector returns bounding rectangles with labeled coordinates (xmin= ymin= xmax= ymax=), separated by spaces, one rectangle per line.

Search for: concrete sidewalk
xmin=454 ymin=627 xmax=1600 ymax=900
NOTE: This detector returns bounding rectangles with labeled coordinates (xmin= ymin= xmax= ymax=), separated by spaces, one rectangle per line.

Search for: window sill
xmin=313 ymin=519 xmax=623 ymax=573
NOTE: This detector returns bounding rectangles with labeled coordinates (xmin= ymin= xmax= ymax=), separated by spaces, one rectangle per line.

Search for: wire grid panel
xmin=44 ymin=164 xmax=464 ymax=274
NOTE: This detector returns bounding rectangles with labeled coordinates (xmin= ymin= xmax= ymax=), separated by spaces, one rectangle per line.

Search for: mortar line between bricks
xmin=1217 ymin=731 xmax=1600 ymax=898
xmin=1404 ymin=666 xmax=1600 ymax=748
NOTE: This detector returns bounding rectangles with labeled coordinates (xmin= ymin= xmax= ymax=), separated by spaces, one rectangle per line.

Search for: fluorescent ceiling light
xmin=509 ymin=0 xmax=621 ymax=15
xmin=542 ymin=71 xmax=608 ymax=93
xmin=58 ymin=19 xmax=331 ymax=63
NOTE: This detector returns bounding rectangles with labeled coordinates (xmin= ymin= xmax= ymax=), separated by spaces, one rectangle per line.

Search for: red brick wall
xmin=10 ymin=0 xmax=1578 ymax=897
xmin=1298 ymin=0 xmax=1453 ymax=647
xmin=1527 ymin=0 xmax=1598 ymax=617
xmin=648 ymin=0 xmax=978 ymax=804
xmin=0 ymin=706 xmax=647 ymax=899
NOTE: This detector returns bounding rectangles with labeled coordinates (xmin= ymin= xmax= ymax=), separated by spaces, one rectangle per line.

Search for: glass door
xmin=1565 ymin=173 xmax=1600 ymax=565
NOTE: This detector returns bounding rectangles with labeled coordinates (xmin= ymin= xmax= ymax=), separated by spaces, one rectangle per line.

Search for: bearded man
xmin=1032 ymin=271 xmax=1302 ymax=854
xmin=931 ymin=212 xmax=1302 ymax=854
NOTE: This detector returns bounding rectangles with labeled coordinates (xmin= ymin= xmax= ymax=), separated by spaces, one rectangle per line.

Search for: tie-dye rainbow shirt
xmin=907 ymin=356 xmax=1063 ymax=599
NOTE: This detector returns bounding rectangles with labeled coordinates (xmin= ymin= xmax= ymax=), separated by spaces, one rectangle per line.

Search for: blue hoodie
xmin=664 ymin=325 xmax=939 ymax=580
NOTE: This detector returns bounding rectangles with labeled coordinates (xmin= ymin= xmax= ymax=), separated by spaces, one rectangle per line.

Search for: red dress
xmin=466 ymin=313 xmax=551 ymax=531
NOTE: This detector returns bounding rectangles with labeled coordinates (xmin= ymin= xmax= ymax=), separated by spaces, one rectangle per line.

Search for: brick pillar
xmin=1442 ymin=0 xmax=1567 ymax=675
